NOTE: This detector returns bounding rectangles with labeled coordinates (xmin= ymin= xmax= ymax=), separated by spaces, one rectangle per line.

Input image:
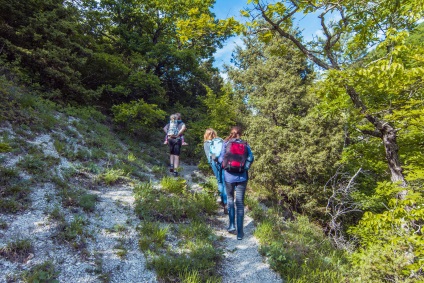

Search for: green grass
xmin=58 ymin=216 xmax=89 ymax=250
xmin=0 ymin=166 xmax=31 ymax=213
xmin=78 ymin=193 xmax=98 ymax=212
xmin=160 ymin=176 xmax=187 ymax=194
xmin=0 ymin=142 xmax=12 ymax=153
xmin=99 ymin=168 xmax=127 ymax=185
xmin=248 ymin=196 xmax=350 ymax=283
xmin=138 ymin=222 xmax=169 ymax=252
xmin=0 ymin=239 xmax=33 ymax=263
xmin=134 ymin=180 xmax=223 ymax=282
xmin=17 ymin=153 xmax=60 ymax=181
xmin=21 ymin=261 xmax=59 ymax=283
xmin=57 ymin=185 xmax=98 ymax=212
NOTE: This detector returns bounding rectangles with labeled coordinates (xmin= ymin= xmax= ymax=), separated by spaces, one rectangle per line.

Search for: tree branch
xmin=256 ymin=3 xmax=332 ymax=70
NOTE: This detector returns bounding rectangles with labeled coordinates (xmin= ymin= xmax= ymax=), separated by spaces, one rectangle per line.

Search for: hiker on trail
xmin=163 ymin=113 xmax=187 ymax=177
xmin=219 ymin=126 xmax=254 ymax=240
xmin=203 ymin=128 xmax=227 ymax=214
xmin=163 ymin=113 xmax=188 ymax=146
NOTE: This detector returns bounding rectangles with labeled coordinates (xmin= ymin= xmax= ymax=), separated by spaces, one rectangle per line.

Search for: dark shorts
xmin=168 ymin=137 xmax=182 ymax=156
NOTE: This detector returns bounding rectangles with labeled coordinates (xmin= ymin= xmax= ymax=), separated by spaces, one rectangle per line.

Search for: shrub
xmin=0 ymin=142 xmax=12 ymax=153
xmin=112 ymin=99 xmax=166 ymax=138
xmin=21 ymin=261 xmax=59 ymax=283
xmin=78 ymin=193 xmax=98 ymax=212
xmin=348 ymin=182 xmax=424 ymax=282
xmin=0 ymin=239 xmax=33 ymax=262
xmin=252 ymin=209 xmax=349 ymax=282
xmin=100 ymin=168 xmax=127 ymax=185
xmin=138 ymin=222 xmax=168 ymax=252
xmin=160 ymin=176 xmax=187 ymax=194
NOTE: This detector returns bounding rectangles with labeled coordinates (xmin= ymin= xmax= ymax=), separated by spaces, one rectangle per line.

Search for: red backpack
xmin=222 ymin=139 xmax=248 ymax=173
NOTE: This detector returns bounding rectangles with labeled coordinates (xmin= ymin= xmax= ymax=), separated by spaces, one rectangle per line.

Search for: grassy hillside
xmin=0 ymin=76 xmax=225 ymax=282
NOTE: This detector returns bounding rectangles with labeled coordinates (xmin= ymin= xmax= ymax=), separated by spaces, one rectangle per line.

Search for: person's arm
xmin=204 ymin=142 xmax=211 ymax=164
xmin=177 ymin=123 xmax=186 ymax=137
xmin=163 ymin=124 xmax=169 ymax=133
xmin=218 ymin=142 xmax=226 ymax=164
xmin=245 ymin=145 xmax=254 ymax=170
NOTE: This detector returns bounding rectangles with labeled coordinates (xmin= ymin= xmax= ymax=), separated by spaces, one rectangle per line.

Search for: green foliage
xmin=228 ymin=35 xmax=343 ymax=215
xmin=0 ymin=0 xmax=98 ymax=103
xmin=112 ymin=99 xmax=166 ymax=137
xmin=0 ymin=142 xmax=12 ymax=153
xmin=178 ymin=269 xmax=220 ymax=283
xmin=0 ymin=239 xmax=33 ymax=263
xmin=148 ymin=240 xmax=221 ymax=283
xmin=348 ymin=182 xmax=424 ymax=281
xmin=250 ymin=203 xmax=349 ymax=282
xmin=21 ymin=261 xmax=59 ymax=283
xmin=99 ymin=168 xmax=127 ymax=185
xmin=134 ymin=179 xmax=222 ymax=282
xmin=198 ymin=84 xmax=239 ymax=137
xmin=190 ymin=192 xmax=218 ymax=215
xmin=78 ymin=193 xmax=98 ymax=212
xmin=178 ymin=221 xmax=213 ymax=243
xmin=58 ymin=216 xmax=88 ymax=250
xmin=138 ymin=222 xmax=168 ymax=252
xmin=160 ymin=176 xmax=187 ymax=194
xmin=0 ymin=166 xmax=31 ymax=213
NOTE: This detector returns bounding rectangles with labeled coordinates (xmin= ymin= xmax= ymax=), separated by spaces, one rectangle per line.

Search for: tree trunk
xmin=345 ymin=86 xmax=407 ymax=187
xmin=381 ymin=125 xmax=406 ymax=186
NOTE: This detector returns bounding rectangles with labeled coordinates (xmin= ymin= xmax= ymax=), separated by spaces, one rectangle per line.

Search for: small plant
xmin=138 ymin=222 xmax=168 ymax=252
xmin=0 ymin=142 xmax=12 ymax=153
xmin=49 ymin=205 xmax=65 ymax=222
xmin=58 ymin=216 xmax=88 ymax=250
xmin=253 ymin=210 xmax=349 ymax=282
xmin=116 ymin=248 xmax=127 ymax=258
xmin=160 ymin=176 xmax=187 ymax=194
xmin=78 ymin=193 xmax=98 ymax=212
xmin=127 ymin=152 xmax=136 ymax=162
xmin=100 ymin=168 xmax=127 ymax=185
xmin=178 ymin=221 xmax=213 ymax=243
xmin=0 ymin=166 xmax=31 ymax=213
xmin=53 ymin=139 xmax=66 ymax=154
xmin=17 ymin=153 xmax=60 ymax=180
xmin=0 ymin=239 xmax=33 ymax=262
xmin=191 ymin=192 xmax=218 ymax=215
xmin=21 ymin=261 xmax=59 ymax=283
xmin=152 ymin=165 xmax=166 ymax=177
xmin=110 ymin=224 xmax=127 ymax=233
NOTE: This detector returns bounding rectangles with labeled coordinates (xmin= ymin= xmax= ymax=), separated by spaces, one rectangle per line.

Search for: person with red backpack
xmin=203 ymin=128 xmax=227 ymax=214
xmin=218 ymin=126 xmax=254 ymax=240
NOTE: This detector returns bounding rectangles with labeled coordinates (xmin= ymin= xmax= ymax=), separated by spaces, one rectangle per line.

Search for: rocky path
xmin=180 ymin=164 xmax=283 ymax=283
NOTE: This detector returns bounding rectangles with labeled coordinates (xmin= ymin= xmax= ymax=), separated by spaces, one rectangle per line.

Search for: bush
xmin=112 ymin=99 xmax=166 ymax=138
xmin=252 ymin=207 xmax=349 ymax=282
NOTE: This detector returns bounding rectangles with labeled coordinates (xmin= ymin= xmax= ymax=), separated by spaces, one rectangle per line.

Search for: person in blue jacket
xmin=219 ymin=126 xmax=254 ymax=240
xmin=203 ymin=128 xmax=227 ymax=214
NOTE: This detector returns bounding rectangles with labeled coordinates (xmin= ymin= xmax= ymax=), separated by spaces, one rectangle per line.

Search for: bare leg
xmin=174 ymin=155 xmax=180 ymax=170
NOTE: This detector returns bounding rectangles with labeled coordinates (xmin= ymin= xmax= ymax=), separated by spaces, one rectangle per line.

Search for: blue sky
xmin=211 ymin=0 xmax=322 ymax=73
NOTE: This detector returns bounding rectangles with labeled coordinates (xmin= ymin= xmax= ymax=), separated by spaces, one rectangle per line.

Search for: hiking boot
xmin=169 ymin=164 xmax=174 ymax=172
xmin=173 ymin=171 xmax=179 ymax=177
xmin=227 ymin=206 xmax=236 ymax=233
xmin=237 ymin=215 xmax=244 ymax=240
